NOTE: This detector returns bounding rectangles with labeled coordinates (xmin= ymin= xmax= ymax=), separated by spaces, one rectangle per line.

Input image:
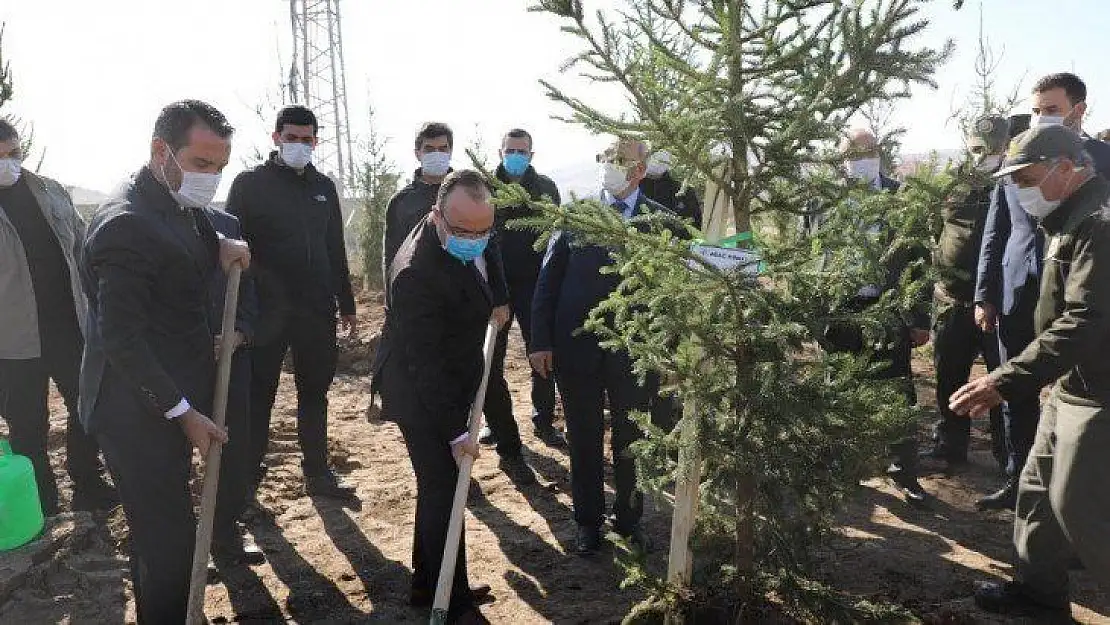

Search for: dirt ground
xmin=2 ymin=287 xmax=1109 ymax=624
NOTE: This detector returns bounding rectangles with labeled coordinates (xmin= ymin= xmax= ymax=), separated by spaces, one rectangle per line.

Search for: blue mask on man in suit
xmin=444 ymin=234 xmax=489 ymax=263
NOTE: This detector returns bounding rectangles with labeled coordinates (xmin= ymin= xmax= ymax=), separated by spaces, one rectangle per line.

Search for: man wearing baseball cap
xmin=951 ymin=124 xmax=1110 ymax=621
xmin=921 ymin=116 xmax=1008 ymax=471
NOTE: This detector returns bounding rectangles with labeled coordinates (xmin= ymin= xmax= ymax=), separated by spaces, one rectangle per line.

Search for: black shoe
xmin=887 ymin=466 xmax=928 ymax=506
xmin=575 ymin=524 xmax=603 ymax=555
xmin=973 ymin=581 xmax=1071 ymax=622
xmin=72 ymin=479 xmax=120 ymax=512
xmin=212 ymin=527 xmax=266 ymax=567
xmin=478 ymin=425 xmax=497 ymax=446
xmin=498 ymin=456 xmax=537 ymax=486
xmin=305 ymin=470 xmax=358 ymax=500
xmin=410 ymin=583 xmax=492 ymax=607
xmin=615 ymin=524 xmax=653 ymax=554
xmin=977 ymin=480 xmax=1018 ymax=511
xmin=534 ymin=423 xmax=568 ymax=449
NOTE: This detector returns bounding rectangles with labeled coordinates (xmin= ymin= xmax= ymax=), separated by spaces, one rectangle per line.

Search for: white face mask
xmin=599 ymin=161 xmax=632 ymax=195
xmin=645 ymin=151 xmax=671 ymax=178
xmin=280 ymin=142 xmax=313 ymax=169
xmin=1015 ymin=164 xmax=1064 ymax=218
xmin=1016 ymin=185 xmax=1060 ymax=218
xmin=1031 ymin=114 xmax=1065 ymax=129
xmin=976 ymin=154 xmax=1003 ymax=173
xmin=846 ymin=157 xmax=881 ymax=183
xmin=0 ymin=158 xmax=21 ymax=187
xmin=421 ymin=151 xmax=451 ymax=177
xmin=161 ymin=147 xmax=221 ymax=208
xmin=645 ymin=162 xmax=668 ymax=178
xmin=1032 ymin=104 xmax=1081 ymax=131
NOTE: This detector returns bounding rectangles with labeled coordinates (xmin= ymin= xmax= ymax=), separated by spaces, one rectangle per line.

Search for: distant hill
xmin=65 ymin=185 xmax=109 ymax=208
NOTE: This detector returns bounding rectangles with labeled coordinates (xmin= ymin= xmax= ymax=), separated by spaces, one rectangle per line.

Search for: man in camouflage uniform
xmin=922 ymin=116 xmax=1008 ymax=470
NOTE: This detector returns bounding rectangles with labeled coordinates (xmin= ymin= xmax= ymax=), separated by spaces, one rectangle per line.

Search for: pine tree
xmin=486 ymin=1 xmax=967 ymax=620
xmin=0 ymin=24 xmax=34 ymax=161
xmin=353 ymin=106 xmax=400 ymax=288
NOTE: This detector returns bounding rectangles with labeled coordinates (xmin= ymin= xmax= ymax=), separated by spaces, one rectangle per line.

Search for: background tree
xmin=949 ymin=2 xmax=1023 ymax=136
xmin=0 ymin=24 xmax=37 ymax=165
xmin=352 ymin=106 xmax=400 ymax=289
xmin=498 ymin=1 xmax=961 ymax=621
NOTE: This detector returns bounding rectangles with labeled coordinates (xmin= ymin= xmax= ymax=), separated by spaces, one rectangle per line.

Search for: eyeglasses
xmin=438 ymin=210 xmax=491 ymax=239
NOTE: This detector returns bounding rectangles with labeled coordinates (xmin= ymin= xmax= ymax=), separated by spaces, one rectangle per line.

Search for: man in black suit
xmin=378 ymin=170 xmax=499 ymax=625
xmin=79 ymin=100 xmax=250 ymax=624
xmin=530 ymin=138 xmax=667 ymax=555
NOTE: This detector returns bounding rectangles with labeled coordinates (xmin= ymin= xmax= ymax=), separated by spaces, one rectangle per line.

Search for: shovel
xmin=185 ymin=262 xmax=243 ymax=625
xmin=430 ymin=319 xmax=498 ymax=625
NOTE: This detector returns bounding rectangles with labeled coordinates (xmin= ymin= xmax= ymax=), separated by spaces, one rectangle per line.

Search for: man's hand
xmin=949 ymin=375 xmax=1004 ymax=418
xmin=909 ymin=328 xmax=931 ymax=347
xmin=975 ymin=302 xmax=998 ymax=333
xmin=213 ymin=331 xmax=246 ymax=356
xmin=178 ymin=408 xmax=229 ymax=455
xmin=450 ymin=434 xmax=480 ymax=465
xmin=492 ymin=305 xmax=511 ymax=329
xmin=219 ymin=238 xmax=251 ymax=272
xmin=340 ymin=314 xmax=358 ymax=339
xmin=529 ymin=351 xmax=554 ymax=379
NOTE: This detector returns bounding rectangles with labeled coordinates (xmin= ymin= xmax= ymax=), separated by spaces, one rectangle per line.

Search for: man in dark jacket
xmin=226 ymin=105 xmax=357 ymax=500
xmin=0 ymin=119 xmax=116 ymax=516
xmin=639 ymin=150 xmax=702 ymax=224
xmin=370 ymin=124 xmax=511 ymax=428
xmin=478 ymin=128 xmax=566 ymax=470
xmin=819 ymin=128 xmax=932 ymax=505
xmin=79 ymin=100 xmax=248 ymax=624
xmin=921 ymin=116 xmax=1008 ymax=470
xmin=379 ymin=170 xmax=498 ymax=625
xmin=531 ymin=138 xmax=669 ymax=555
xmin=202 ymin=207 xmax=265 ymax=567
xmin=953 ymin=124 xmax=1110 ymax=624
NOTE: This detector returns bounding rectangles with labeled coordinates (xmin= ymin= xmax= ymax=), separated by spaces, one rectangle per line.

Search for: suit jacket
xmin=531 ymin=193 xmax=673 ymax=372
xmin=79 ymin=167 xmax=219 ymax=433
xmin=379 ymin=215 xmax=494 ymax=443
xmin=203 ymin=208 xmax=258 ymax=341
xmin=975 ymin=183 xmax=1042 ymax=316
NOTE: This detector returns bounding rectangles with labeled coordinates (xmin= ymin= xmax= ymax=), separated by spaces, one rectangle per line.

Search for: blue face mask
xmin=502 ymin=153 xmax=530 ymax=177
xmin=444 ymin=234 xmax=489 ymax=263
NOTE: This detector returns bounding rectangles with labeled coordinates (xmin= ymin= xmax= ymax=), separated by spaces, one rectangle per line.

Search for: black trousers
xmin=557 ymin=347 xmax=655 ymax=531
xmin=96 ymin=381 xmax=199 ymax=625
xmin=998 ymin=283 xmax=1041 ymax=477
xmin=397 ymin=419 xmax=473 ymax=616
xmin=824 ymin=320 xmax=919 ymax=473
xmin=249 ymin=311 xmax=337 ymax=476
xmin=482 ymin=275 xmax=557 ymax=457
xmin=0 ymin=319 xmax=102 ymax=515
xmin=932 ymin=300 xmax=1003 ymax=460
xmin=214 ymin=350 xmax=252 ymax=540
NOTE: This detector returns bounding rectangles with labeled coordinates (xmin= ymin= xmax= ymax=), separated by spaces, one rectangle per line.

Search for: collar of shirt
xmin=602 ymin=188 xmax=641 ymax=219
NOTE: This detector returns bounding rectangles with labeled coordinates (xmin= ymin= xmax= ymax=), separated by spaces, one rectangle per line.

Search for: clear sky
xmin=0 ymin=0 xmax=1107 ymax=198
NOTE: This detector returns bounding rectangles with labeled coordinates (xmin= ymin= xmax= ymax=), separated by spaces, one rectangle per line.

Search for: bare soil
xmin=2 ymin=288 xmax=1108 ymax=624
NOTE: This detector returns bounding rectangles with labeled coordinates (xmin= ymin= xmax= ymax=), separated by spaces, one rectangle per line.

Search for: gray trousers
xmin=1014 ymin=388 xmax=1110 ymax=604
